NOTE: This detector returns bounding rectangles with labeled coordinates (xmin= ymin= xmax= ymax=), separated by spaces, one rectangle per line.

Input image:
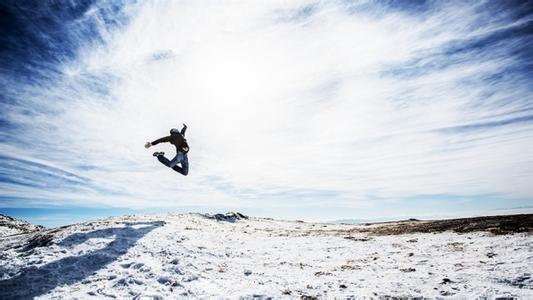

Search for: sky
xmin=1 ymin=0 xmax=532 ymax=227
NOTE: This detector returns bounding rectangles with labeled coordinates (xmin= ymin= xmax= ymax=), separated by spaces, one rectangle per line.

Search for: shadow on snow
xmin=0 ymin=221 xmax=164 ymax=299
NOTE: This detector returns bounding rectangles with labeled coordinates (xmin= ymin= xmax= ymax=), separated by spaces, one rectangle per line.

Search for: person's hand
xmin=144 ymin=142 xmax=152 ymax=149
xmin=183 ymin=123 xmax=187 ymax=128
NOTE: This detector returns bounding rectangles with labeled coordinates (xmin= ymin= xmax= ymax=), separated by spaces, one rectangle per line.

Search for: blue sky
xmin=1 ymin=0 xmax=532 ymax=227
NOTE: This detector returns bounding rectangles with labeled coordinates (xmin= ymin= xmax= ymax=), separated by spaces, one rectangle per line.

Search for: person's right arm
xmin=146 ymin=136 xmax=171 ymax=148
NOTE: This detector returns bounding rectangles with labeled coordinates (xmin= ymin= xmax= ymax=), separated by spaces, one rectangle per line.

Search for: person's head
xmin=170 ymin=128 xmax=180 ymax=134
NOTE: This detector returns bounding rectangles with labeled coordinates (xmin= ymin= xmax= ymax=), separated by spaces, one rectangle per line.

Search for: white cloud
xmin=2 ymin=1 xmax=532 ymax=218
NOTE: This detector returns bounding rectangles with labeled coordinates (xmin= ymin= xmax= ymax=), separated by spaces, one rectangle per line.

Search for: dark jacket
xmin=152 ymin=125 xmax=189 ymax=153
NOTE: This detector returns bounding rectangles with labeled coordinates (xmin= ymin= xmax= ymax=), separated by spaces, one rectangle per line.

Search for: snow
xmin=0 ymin=227 xmax=23 ymax=238
xmin=0 ymin=213 xmax=531 ymax=298
xmin=0 ymin=214 xmax=43 ymax=237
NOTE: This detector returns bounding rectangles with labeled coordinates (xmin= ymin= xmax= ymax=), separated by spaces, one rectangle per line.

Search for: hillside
xmin=0 ymin=213 xmax=531 ymax=298
xmin=0 ymin=214 xmax=44 ymax=237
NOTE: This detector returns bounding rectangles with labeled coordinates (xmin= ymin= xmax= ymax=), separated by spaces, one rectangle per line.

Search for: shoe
xmin=153 ymin=151 xmax=164 ymax=157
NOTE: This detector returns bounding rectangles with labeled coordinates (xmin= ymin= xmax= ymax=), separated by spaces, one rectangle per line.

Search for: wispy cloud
xmin=0 ymin=0 xmax=531 ymax=220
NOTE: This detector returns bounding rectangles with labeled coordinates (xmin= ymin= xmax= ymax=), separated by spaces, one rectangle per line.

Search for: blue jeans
xmin=158 ymin=152 xmax=189 ymax=176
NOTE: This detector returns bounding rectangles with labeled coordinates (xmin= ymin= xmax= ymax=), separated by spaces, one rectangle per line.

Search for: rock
xmin=441 ymin=278 xmax=454 ymax=284
xmin=344 ymin=236 xmax=372 ymax=242
xmin=204 ymin=212 xmax=249 ymax=223
xmin=499 ymin=274 xmax=532 ymax=288
xmin=21 ymin=232 xmax=55 ymax=252
xmin=440 ymin=290 xmax=455 ymax=296
xmin=400 ymin=267 xmax=416 ymax=272
xmin=340 ymin=264 xmax=361 ymax=271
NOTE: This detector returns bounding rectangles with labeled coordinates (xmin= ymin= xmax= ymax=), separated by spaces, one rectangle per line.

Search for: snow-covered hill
xmin=0 ymin=213 xmax=531 ymax=298
xmin=0 ymin=214 xmax=44 ymax=237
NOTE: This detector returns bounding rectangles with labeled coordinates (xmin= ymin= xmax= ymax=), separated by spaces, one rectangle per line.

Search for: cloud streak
xmin=0 ymin=0 xmax=531 ymax=220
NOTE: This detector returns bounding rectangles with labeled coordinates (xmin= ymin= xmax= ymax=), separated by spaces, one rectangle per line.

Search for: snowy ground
xmin=0 ymin=213 xmax=531 ymax=298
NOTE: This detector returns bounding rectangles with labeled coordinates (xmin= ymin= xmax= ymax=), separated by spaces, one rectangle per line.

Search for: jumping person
xmin=145 ymin=123 xmax=189 ymax=176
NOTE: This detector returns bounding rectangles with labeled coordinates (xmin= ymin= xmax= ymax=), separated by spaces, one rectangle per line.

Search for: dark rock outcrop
xmin=203 ymin=212 xmax=249 ymax=223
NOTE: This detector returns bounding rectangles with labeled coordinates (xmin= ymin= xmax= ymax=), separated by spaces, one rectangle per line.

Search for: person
xmin=145 ymin=123 xmax=189 ymax=176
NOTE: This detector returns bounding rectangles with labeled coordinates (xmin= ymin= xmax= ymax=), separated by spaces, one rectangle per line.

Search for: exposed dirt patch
xmin=353 ymin=214 xmax=532 ymax=235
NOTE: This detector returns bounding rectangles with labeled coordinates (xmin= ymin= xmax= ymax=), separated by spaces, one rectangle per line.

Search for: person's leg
xmin=172 ymin=154 xmax=188 ymax=176
xmin=172 ymin=165 xmax=184 ymax=175
xmin=181 ymin=154 xmax=189 ymax=175
xmin=167 ymin=152 xmax=184 ymax=168
xmin=157 ymin=155 xmax=171 ymax=167
xmin=158 ymin=152 xmax=182 ymax=168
